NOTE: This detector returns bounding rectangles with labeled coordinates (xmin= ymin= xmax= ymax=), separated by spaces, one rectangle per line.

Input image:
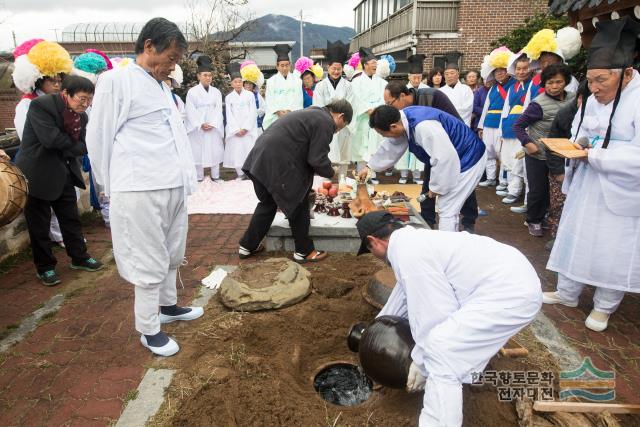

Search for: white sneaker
xmin=542 ymin=291 xmax=578 ymax=307
xmin=159 ymin=306 xmax=204 ymax=324
xmin=496 ymin=190 xmax=509 ymax=197
xmin=370 ymin=178 xmax=380 ymax=185
xmin=502 ymin=195 xmax=518 ymax=204
xmin=496 ymin=183 xmax=508 ymax=191
xmin=413 ymin=179 xmax=424 ymax=185
xmin=398 ymin=178 xmax=407 ymax=184
xmin=478 ymin=179 xmax=496 ymax=187
xmin=384 ymin=170 xmax=393 ymax=176
xmin=585 ymin=310 xmax=610 ymax=332
xmin=140 ymin=334 xmax=180 ymax=357
xmin=510 ymin=204 xmax=527 ymax=214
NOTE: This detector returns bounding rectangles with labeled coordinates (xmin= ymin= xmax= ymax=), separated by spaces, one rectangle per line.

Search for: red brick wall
xmin=0 ymin=89 xmax=20 ymax=132
xmin=417 ymin=0 xmax=547 ymax=73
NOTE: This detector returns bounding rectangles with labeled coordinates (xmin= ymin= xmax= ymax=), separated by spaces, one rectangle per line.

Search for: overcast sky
xmin=0 ymin=0 xmax=355 ymax=51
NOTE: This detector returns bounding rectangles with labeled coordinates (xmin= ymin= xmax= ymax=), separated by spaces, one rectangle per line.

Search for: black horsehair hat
xmin=196 ymin=55 xmax=213 ymax=73
xmin=587 ymin=16 xmax=640 ymax=70
xmin=226 ymin=62 xmax=241 ymax=80
xmin=359 ymin=47 xmax=376 ymax=65
xmin=273 ymin=44 xmax=292 ymax=63
xmin=326 ymin=40 xmax=349 ymax=66
xmin=407 ymin=54 xmax=426 ymax=75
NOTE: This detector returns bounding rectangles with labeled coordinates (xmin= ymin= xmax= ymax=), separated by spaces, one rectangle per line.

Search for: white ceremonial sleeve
xmin=86 ymin=70 xmax=130 ymax=195
xmin=477 ymin=91 xmax=490 ymax=130
xmin=415 ymin=121 xmax=461 ymax=195
xmin=377 ymin=279 xmax=408 ymax=319
xmin=588 ymin=142 xmax=640 ymax=217
xmin=224 ymin=93 xmax=242 ymax=135
xmin=211 ymin=88 xmax=225 ymax=139
xmin=185 ymin=90 xmax=203 ymax=134
xmin=312 ymin=80 xmax=326 ymax=106
xmin=368 ymin=137 xmax=409 ymax=171
xmin=257 ymin=94 xmax=265 ymax=119
xmin=459 ymin=86 xmax=474 ymax=125
xmin=264 ymin=78 xmax=279 ymax=120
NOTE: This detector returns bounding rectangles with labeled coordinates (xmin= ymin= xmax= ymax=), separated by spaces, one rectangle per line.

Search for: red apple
xmin=318 ymin=188 xmax=329 ymax=196
xmin=328 ymin=187 xmax=338 ymax=198
xmin=322 ymin=180 xmax=333 ymax=190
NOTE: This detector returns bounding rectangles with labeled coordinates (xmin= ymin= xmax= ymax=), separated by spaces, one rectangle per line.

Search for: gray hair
xmin=135 ymin=18 xmax=188 ymax=55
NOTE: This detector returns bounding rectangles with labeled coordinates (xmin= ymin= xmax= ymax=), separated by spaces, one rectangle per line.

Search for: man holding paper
xmin=543 ymin=17 xmax=640 ymax=332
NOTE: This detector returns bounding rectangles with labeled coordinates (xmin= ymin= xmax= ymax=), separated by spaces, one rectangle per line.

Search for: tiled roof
xmin=548 ymin=0 xmax=623 ymax=15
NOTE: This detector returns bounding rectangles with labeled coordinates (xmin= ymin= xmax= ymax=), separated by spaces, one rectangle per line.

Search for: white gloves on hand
xmin=406 ymin=361 xmax=426 ymax=392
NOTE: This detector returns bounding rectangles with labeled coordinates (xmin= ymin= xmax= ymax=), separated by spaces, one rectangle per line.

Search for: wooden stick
xmin=533 ymin=401 xmax=640 ymax=414
xmin=499 ymin=347 xmax=529 ymax=357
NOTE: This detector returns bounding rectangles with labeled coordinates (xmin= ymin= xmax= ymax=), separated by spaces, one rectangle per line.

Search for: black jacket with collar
xmin=16 ymin=94 xmax=87 ymax=201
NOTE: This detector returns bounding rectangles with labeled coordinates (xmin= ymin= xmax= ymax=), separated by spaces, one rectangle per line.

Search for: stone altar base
xmin=265 ymin=204 xmax=428 ymax=253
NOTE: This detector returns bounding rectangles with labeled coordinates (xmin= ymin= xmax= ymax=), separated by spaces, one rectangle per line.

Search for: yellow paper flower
xmin=489 ymin=50 xmax=511 ymax=70
xmin=240 ymin=64 xmax=261 ymax=85
xmin=311 ymin=64 xmax=323 ymax=80
xmin=522 ymin=29 xmax=557 ymax=61
xmin=27 ymin=41 xmax=72 ymax=77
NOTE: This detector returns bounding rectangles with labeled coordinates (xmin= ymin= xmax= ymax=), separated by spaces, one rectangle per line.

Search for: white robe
xmin=439 ymin=83 xmax=474 ymax=127
xmin=263 ymin=72 xmax=303 ymax=129
xmin=368 ymin=111 xmax=486 ymax=231
xmin=86 ymin=63 xmax=197 ymax=197
xmin=185 ymin=84 xmax=225 ymax=169
xmin=380 ymin=227 xmax=542 ymax=426
xmin=223 ymin=89 xmax=257 ymax=169
xmin=313 ymin=76 xmax=353 ymax=165
xmin=350 ymin=73 xmax=387 ymax=162
xmin=547 ymin=70 xmax=640 ymax=293
xmin=407 ymin=82 xmax=429 ymax=90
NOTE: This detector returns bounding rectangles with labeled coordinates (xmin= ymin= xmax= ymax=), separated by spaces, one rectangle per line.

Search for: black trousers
xmin=240 ymin=176 xmax=314 ymax=255
xmin=419 ymin=163 xmax=478 ymax=228
xmin=23 ymin=175 xmax=90 ymax=274
xmin=525 ymin=155 xmax=550 ymax=224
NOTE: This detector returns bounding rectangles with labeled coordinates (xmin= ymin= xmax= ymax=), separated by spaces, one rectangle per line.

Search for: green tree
xmin=491 ymin=13 xmax=587 ymax=78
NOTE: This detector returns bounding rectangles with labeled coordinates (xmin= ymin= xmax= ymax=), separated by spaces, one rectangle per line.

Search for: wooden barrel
xmin=0 ymin=159 xmax=28 ymax=227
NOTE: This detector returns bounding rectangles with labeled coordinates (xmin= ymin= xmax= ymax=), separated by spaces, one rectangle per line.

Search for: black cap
xmin=407 ymin=54 xmax=425 ymax=75
xmin=226 ymin=62 xmax=241 ymax=80
xmin=588 ymin=16 xmax=640 ymax=70
xmin=273 ymin=44 xmax=292 ymax=63
xmin=359 ymin=47 xmax=376 ymax=65
xmin=356 ymin=211 xmax=396 ymax=255
xmin=196 ymin=55 xmax=213 ymax=73
xmin=326 ymin=40 xmax=349 ymax=65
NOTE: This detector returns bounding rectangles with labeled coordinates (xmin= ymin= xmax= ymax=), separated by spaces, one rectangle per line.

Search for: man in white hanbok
xmin=356 ymin=211 xmax=542 ymax=426
xmin=350 ymin=47 xmax=387 ymax=184
xmin=185 ymin=55 xmax=224 ymax=182
xmin=396 ymin=54 xmax=427 ymax=184
xmin=360 ymin=105 xmax=486 ymax=232
xmin=223 ymin=63 xmax=257 ymax=180
xmin=87 ymin=18 xmax=202 ymax=357
xmin=439 ymin=64 xmax=474 ymax=127
xmin=544 ymin=17 xmax=640 ymax=332
xmin=263 ymin=44 xmax=303 ymax=129
xmin=313 ymin=40 xmax=353 ymax=178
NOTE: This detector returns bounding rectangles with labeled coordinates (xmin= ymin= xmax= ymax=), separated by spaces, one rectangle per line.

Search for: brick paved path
xmin=0 ymin=186 xmax=637 ymax=426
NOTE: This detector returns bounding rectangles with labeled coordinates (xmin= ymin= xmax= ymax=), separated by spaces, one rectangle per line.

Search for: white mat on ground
xmin=187 ymin=176 xmax=326 ymax=215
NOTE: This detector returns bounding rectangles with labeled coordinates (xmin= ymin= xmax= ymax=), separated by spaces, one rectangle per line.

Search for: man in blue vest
xmin=359 ymin=105 xmax=486 ymax=232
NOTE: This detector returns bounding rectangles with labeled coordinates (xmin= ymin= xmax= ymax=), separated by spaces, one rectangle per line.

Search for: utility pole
xmin=299 ymin=10 xmax=304 ymax=57
xmin=12 ymin=30 xmax=16 ymax=48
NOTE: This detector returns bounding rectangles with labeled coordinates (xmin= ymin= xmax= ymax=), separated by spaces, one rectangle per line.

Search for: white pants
xmin=196 ymin=164 xmax=220 ymax=181
xmin=557 ymin=274 xmax=625 ymax=314
xmin=400 ymin=170 xmax=422 ymax=179
xmin=438 ymin=154 xmax=487 ymax=232
xmin=509 ymin=157 xmax=528 ymax=201
xmin=481 ymin=127 xmax=501 ymax=181
xmin=110 ymin=187 xmax=188 ymax=335
xmin=420 ymin=376 xmax=463 ymax=427
xmin=50 ymin=212 xmax=63 ymax=242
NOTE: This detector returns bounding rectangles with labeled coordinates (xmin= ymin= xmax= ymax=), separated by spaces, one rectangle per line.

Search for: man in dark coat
xmin=17 ymin=75 xmax=103 ymax=286
xmin=383 ymin=81 xmax=480 ymax=232
xmin=239 ymin=99 xmax=353 ymax=263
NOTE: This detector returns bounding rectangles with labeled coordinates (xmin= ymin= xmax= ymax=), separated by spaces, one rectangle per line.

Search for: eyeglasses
xmin=72 ymin=95 xmax=93 ymax=105
xmin=385 ymin=97 xmax=398 ymax=106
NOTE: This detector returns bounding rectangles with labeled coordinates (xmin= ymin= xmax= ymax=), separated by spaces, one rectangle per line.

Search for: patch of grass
xmin=122 ymin=389 xmax=139 ymax=405
xmin=34 ymin=359 xmax=52 ymax=369
xmin=0 ymin=324 xmax=19 ymax=341
xmin=0 ymin=247 xmax=32 ymax=275
xmin=65 ymin=286 xmax=87 ymax=299
xmin=79 ymin=210 xmax=102 ymax=226
xmin=228 ymin=343 xmax=246 ymax=370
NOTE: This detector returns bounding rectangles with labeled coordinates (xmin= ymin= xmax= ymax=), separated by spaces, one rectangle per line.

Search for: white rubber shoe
xmin=542 ymin=291 xmax=578 ymax=307
xmin=159 ymin=306 xmax=204 ymax=324
xmin=585 ymin=310 xmax=610 ymax=332
xmin=140 ymin=334 xmax=180 ymax=357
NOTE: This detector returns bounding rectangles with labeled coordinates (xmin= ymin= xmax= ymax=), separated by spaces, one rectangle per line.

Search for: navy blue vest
xmin=403 ymin=106 xmax=485 ymax=173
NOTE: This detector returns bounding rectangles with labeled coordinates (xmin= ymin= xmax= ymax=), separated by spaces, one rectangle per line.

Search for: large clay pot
xmin=347 ymin=315 xmax=415 ymax=389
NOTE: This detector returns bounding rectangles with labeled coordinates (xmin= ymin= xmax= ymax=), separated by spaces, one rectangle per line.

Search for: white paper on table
xmin=201 ymin=268 xmax=228 ymax=290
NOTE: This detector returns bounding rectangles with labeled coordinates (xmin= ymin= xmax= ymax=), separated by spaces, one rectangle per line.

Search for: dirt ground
xmin=150 ymin=252 xmax=563 ymax=427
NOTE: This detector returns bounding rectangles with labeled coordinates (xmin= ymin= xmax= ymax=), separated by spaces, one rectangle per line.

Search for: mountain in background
xmin=220 ymin=14 xmax=355 ymax=61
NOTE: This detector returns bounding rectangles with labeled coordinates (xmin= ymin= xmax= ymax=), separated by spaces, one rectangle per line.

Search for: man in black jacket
xmin=17 ymin=75 xmax=102 ymax=286
xmin=384 ymin=81 xmax=480 ymax=232
xmin=239 ymin=99 xmax=353 ymax=263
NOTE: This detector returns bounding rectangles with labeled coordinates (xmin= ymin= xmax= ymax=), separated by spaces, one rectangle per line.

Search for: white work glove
xmin=406 ymin=361 xmax=426 ymax=392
